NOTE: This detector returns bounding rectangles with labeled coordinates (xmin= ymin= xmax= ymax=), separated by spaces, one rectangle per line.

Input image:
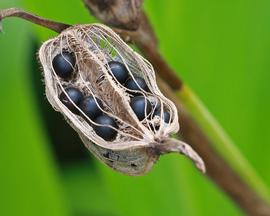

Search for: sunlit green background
xmin=1 ymin=0 xmax=270 ymax=215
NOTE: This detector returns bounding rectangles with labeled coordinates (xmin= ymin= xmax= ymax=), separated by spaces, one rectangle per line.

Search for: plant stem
xmin=156 ymin=137 xmax=206 ymax=173
xmin=156 ymin=76 xmax=270 ymax=215
xmin=177 ymin=85 xmax=270 ymax=203
xmin=0 ymin=8 xmax=70 ymax=33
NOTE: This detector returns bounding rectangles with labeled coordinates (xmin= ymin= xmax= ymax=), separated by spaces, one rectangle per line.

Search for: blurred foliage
xmin=0 ymin=0 xmax=270 ymax=215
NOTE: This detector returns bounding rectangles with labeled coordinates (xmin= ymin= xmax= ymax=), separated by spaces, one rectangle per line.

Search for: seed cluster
xmin=53 ymin=51 xmax=172 ymax=141
xmin=45 ymin=25 xmax=178 ymax=145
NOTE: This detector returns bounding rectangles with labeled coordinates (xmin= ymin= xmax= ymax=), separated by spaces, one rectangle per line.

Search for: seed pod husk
xmin=0 ymin=8 xmax=205 ymax=175
xmin=39 ymin=24 xmax=205 ymax=175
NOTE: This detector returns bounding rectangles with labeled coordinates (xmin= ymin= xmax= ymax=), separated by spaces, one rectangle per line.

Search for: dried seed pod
xmin=0 ymin=8 xmax=205 ymax=175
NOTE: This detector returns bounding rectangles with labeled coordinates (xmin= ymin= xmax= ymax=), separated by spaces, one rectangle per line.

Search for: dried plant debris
xmin=0 ymin=8 xmax=205 ymax=175
xmin=84 ymin=0 xmax=143 ymax=30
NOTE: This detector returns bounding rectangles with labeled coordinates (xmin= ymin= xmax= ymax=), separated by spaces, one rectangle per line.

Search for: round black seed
xmin=108 ymin=61 xmax=129 ymax=84
xmin=79 ymin=96 xmax=104 ymax=120
xmin=125 ymin=76 xmax=149 ymax=92
xmin=130 ymin=96 xmax=152 ymax=120
xmin=154 ymin=109 xmax=171 ymax=123
xmin=59 ymin=87 xmax=83 ymax=114
xmin=94 ymin=115 xmax=118 ymax=141
xmin=52 ymin=52 xmax=76 ymax=78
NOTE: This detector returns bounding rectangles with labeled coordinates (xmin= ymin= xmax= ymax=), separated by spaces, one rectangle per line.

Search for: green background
xmin=0 ymin=0 xmax=269 ymax=215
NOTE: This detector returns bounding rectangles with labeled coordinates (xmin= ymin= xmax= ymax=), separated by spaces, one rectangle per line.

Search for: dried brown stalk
xmin=0 ymin=8 xmax=70 ymax=32
xmin=84 ymin=0 xmax=143 ymax=30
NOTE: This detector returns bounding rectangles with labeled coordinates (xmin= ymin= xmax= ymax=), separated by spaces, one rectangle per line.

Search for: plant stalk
xmin=177 ymin=85 xmax=270 ymax=203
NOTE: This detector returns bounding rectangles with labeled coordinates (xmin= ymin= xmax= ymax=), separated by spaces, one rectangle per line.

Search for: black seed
xmin=125 ymin=76 xmax=149 ymax=93
xmin=131 ymin=163 xmax=137 ymax=168
xmin=52 ymin=52 xmax=76 ymax=78
xmin=94 ymin=115 xmax=118 ymax=141
xmin=130 ymin=96 xmax=152 ymax=120
xmin=59 ymin=87 xmax=83 ymax=114
xmin=102 ymin=152 xmax=110 ymax=159
xmin=79 ymin=96 xmax=104 ymax=120
xmin=154 ymin=109 xmax=171 ymax=123
xmin=108 ymin=61 xmax=129 ymax=84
